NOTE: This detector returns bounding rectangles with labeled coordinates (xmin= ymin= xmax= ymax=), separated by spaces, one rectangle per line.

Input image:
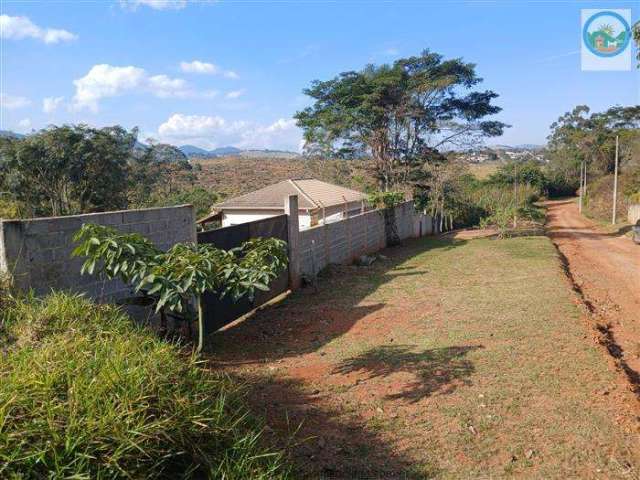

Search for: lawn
xmin=208 ymin=235 xmax=640 ymax=479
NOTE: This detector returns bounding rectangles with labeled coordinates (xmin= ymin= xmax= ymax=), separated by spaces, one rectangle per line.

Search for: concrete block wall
xmin=0 ymin=205 xmax=196 ymax=300
xmin=298 ymin=201 xmax=431 ymax=279
xmin=628 ymin=204 xmax=640 ymax=225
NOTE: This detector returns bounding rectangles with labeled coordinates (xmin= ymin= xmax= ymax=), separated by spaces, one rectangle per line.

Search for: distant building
xmin=198 ymin=179 xmax=368 ymax=230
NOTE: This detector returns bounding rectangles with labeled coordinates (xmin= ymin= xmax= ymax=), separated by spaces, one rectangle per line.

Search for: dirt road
xmin=546 ymin=199 xmax=640 ymax=393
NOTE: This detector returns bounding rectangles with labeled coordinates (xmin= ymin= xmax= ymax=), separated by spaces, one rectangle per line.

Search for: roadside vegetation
xmin=0 ymin=293 xmax=289 ymax=479
xmin=545 ymin=105 xmax=640 ymax=223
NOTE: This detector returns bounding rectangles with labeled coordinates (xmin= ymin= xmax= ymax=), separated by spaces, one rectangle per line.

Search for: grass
xmin=0 ymin=292 xmax=288 ymax=479
xmin=210 ymin=234 xmax=640 ymax=478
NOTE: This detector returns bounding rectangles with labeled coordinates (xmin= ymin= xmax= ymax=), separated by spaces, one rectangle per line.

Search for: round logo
xmin=583 ymin=11 xmax=631 ymax=58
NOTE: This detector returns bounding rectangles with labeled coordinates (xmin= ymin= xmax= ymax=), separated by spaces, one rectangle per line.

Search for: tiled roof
xmin=216 ymin=179 xmax=367 ymax=211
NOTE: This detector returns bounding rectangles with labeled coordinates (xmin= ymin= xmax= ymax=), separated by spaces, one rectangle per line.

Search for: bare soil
xmin=546 ymin=198 xmax=640 ymax=399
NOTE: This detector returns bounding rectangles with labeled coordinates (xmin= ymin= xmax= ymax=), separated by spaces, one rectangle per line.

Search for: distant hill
xmin=180 ymin=145 xmax=213 ymax=157
xmin=0 ymin=130 xmax=25 ymax=139
xmin=179 ymin=145 xmax=299 ymax=159
xmin=489 ymin=144 xmax=545 ymax=151
xmin=212 ymin=146 xmax=242 ymax=156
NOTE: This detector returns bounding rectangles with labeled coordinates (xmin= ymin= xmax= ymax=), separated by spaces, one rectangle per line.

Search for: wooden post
xmin=612 ymin=135 xmax=619 ymax=225
xmin=284 ymin=195 xmax=301 ymax=290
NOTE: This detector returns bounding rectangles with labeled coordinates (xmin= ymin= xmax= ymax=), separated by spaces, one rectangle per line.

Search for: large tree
xmin=0 ymin=125 xmax=193 ymax=217
xmin=295 ymin=50 xmax=507 ymax=190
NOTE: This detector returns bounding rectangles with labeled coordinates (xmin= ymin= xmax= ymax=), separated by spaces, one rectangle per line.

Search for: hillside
xmin=190 ymin=156 xmax=376 ymax=199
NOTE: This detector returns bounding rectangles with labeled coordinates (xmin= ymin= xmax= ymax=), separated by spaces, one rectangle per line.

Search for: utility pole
xmin=579 ymin=161 xmax=584 ymax=214
xmin=612 ymin=135 xmax=619 ymax=225
xmin=513 ymin=162 xmax=518 ymax=228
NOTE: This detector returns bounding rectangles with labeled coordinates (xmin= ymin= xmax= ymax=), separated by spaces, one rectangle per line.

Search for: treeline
xmin=0 ymin=125 xmax=219 ymax=220
xmin=545 ymin=105 xmax=640 ymax=220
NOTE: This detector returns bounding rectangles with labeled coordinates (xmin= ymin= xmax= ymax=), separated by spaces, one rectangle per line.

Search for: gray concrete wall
xmin=0 ymin=205 xmax=196 ymax=300
xmin=298 ymin=201 xmax=431 ymax=279
xmin=628 ymin=204 xmax=640 ymax=225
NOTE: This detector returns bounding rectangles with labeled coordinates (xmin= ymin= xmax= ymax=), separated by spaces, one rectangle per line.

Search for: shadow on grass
xmin=206 ymin=235 xmax=471 ymax=478
xmin=235 ymin=372 xmax=438 ymax=479
xmin=207 ymin=236 xmax=469 ymax=364
xmin=333 ymin=344 xmax=483 ymax=403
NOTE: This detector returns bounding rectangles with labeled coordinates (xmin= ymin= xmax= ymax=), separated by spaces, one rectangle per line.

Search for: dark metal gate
xmin=197 ymin=215 xmax=289 ymax=334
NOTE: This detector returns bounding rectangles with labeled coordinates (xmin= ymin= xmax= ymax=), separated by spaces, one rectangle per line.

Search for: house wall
xmin=221 ymin=202 xmax=365 ymax=231
xmin=0 ymin=205 xmax=196 ymax=300
xmin=222 ymin=209 xmax=285 ymax=228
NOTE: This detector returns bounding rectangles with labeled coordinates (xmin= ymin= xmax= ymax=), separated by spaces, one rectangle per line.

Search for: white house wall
xmin=222 ymin=209 xmax=314 ymax=229
xmin=222 ymin=210 xmax=284 ymax=227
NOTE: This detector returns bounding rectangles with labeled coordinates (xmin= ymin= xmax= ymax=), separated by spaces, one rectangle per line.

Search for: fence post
xmin=284 ymin=195 xmax=301 ymax=289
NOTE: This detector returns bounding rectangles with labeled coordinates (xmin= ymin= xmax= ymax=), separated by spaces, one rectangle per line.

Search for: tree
xmin=295 ymin=50 xmax=507 ymax=190
xmin=0 ymin=125 xmax=200 ymax=218
xmin=0 ymin=125 xmax=136 ymax=216
xmin=73 ymin=224 xmax=288 ymax=352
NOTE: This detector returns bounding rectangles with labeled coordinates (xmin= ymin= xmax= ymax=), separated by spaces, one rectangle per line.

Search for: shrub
xmin=0 ymin=293 xmax=288 ymax=479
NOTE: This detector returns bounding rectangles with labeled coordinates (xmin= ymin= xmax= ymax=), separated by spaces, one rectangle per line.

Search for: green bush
xmin=0 ymin=293 xmax=288 ymax=479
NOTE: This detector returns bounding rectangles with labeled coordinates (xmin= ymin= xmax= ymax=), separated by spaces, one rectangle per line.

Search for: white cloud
xmin=0 ymin=15 xmax=77 ymax=44
xmin=72 ymin=64 xmax=217 ymax=111
xmin=225 ymin=89 xmax=245 ymax=99
xmin=180 ymin=60 xmax=239 ymax=78
xmin=42 ymin=96 xmax=65 ymax=114
xmin=72 ymin=65 xmax=146 ymax=112
xmin=120 ymin=0 xmax=187 ymax=10
xmin=1 ymin=93 xmax=31 ymax=110
xmin=156 ymin=113 xmax=301 ymax=151
xmin=180 ymin=60 xmax=218 ymax=74
xmin=147 ymin=74 xmax=189 ymax=98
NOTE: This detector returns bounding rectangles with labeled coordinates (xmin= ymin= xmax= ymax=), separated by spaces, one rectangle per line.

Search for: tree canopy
xmin=0 ymin=124 xmax=196 ymax=218
xmin=295 ymin=50 xmax=507 ymax=190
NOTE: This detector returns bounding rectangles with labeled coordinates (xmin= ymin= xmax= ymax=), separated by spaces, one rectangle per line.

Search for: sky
xmin=0 ymin=0 xmax=638 ymax=152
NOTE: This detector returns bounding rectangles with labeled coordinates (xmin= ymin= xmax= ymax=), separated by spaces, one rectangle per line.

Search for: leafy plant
xmin=367 ymin=191 xmax=405 ymax=209
xmin=480 ymin=205 xmax=517 ymax=239
xmin=73 ymin=224 xmax=288 ymax=351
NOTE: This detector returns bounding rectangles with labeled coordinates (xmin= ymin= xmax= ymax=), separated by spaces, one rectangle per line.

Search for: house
xmin=198 ymin=179 xmax=369 ymax=230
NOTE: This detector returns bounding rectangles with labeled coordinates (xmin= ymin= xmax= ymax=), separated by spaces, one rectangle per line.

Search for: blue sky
xmin=1 ymin=0 xmax=638 ymax=151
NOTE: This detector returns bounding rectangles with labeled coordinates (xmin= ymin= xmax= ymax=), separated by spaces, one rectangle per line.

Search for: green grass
xmin=0 ymin=292 xmax=288 ymax=479
xmin=212 ymin=234 xmax=640 ymax=478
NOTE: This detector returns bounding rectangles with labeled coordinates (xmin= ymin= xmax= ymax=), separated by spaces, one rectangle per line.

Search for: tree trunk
xmin=197 ymin=296 xmax=205 ymax=353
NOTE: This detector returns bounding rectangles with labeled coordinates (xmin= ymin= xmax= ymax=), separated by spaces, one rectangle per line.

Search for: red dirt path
xmin=546 ymin=199 xmax=640 ymax=395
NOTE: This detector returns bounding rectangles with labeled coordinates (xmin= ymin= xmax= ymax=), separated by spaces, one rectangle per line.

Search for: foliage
xmin=414 ymin=159 xmax=544 ymax=233
xmin=72 ymin=224 xmax=288 ymax=351
xmin=486 ymin=160 xmax=546 ymax=192
xmin=545 ymin=105 xmax=640 ymax=197
xmin=0 ymin=292 xmax=289 ymax=479
xmin=480 ymin=205 xmax=516 ymax=238
xmin=367 ymin=190 xmax=405 ymax=209
xmin=0 ymin=124 xmax=197 ymax=218
xmin=295 ymin=50 xmax=506 ymax=190
xmin=0 ymin=125 xmax=135 ymax=216
xmin=149 ymin=186 xmax=219 ymax=219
